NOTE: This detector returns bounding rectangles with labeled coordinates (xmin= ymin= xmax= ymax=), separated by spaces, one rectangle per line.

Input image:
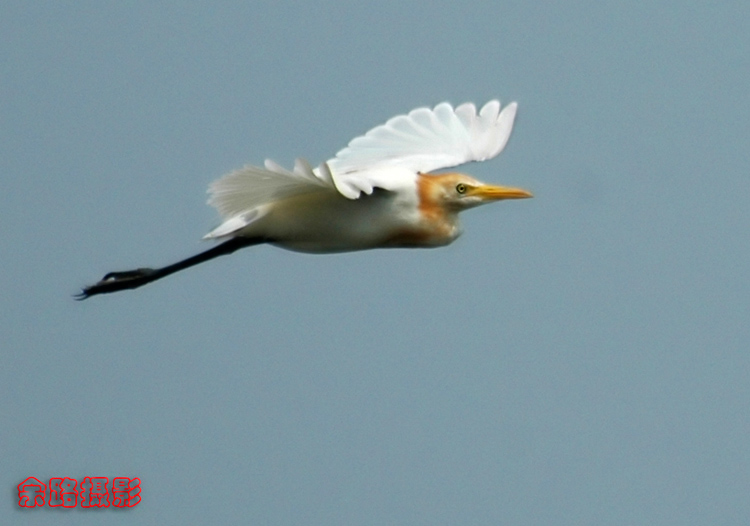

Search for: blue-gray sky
xmin=3 ymin=2 xmax=749 ymax=524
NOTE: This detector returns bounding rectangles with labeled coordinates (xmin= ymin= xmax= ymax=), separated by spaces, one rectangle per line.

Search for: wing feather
xmin=328 ymin=100 xmax=517 ymax=180
xmin=205 ymin=158 xmax=336 ymax=238
xmin=205 ymin=99 xmax=518 ymax=235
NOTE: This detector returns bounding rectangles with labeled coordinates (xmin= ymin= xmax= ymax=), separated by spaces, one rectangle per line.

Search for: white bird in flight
xmin=77 ymin=99 xmax=532 ymax=299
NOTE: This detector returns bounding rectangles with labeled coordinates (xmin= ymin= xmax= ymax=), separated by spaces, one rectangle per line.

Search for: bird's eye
xmin=456 ymin=183 xmax=467 ymax=194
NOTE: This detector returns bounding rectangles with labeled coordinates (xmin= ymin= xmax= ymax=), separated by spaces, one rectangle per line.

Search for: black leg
xmin=75 ymin=236 xmax=266 ymax=300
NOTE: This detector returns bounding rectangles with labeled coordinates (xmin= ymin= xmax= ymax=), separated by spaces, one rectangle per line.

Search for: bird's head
xmin=419 ymin=173 xmax=533 ymax=212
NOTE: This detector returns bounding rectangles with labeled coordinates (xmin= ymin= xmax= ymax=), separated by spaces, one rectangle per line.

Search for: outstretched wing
xmin=327 ymin=100 xmax=517 ymax=198
xmin=205 ymin=100 xmax=518 ymax=237
xmin=204 ymin=159 xmax=335 ymax=238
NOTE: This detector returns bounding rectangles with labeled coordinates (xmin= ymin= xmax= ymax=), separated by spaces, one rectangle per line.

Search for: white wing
xmin=205 ymin=99 xmax=517 ymax=237
xmin=327 ymin=100 xmax=517 ymax=198
xmin=204 ymin=158 xmax=335 ymax=238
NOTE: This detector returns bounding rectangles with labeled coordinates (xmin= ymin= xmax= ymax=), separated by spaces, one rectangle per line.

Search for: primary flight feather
xmin=77 ymin=100 xmax=531 ymax=299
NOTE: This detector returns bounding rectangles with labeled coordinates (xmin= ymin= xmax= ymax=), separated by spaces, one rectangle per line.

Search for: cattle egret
xmin=77 ymin=100 xmax=531 ymax=299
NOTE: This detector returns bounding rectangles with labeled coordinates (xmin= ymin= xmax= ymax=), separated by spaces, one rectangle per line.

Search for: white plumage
xmin=78 ymin=99 xmax=530 ymax=299
xmin=205 ymin=100 xmax=518 ymax=239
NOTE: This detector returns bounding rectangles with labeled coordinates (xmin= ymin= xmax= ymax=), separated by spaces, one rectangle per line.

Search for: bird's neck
xmin=414 ymin=173 xmax=461 ymax=241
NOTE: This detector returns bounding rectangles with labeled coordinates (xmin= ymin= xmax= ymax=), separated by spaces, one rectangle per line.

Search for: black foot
xmin=75 ymin=268 xmax=159 ymax=300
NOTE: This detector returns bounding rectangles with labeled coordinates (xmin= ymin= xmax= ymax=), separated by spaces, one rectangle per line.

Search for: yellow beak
xmin=471 ymin=184 xmax=533 ymax=200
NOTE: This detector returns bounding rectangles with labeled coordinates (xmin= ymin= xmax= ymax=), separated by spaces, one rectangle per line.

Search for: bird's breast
xmin=249 ymin=188 xmax=459 ymax=253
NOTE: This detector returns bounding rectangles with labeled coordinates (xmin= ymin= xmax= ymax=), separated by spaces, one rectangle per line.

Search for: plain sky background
xmin=3 ymin=2 xmax=749 ymax=524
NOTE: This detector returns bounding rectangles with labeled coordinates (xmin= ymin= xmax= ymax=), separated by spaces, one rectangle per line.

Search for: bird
xmin=76 ymin=99 xmax=532 ymax=299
